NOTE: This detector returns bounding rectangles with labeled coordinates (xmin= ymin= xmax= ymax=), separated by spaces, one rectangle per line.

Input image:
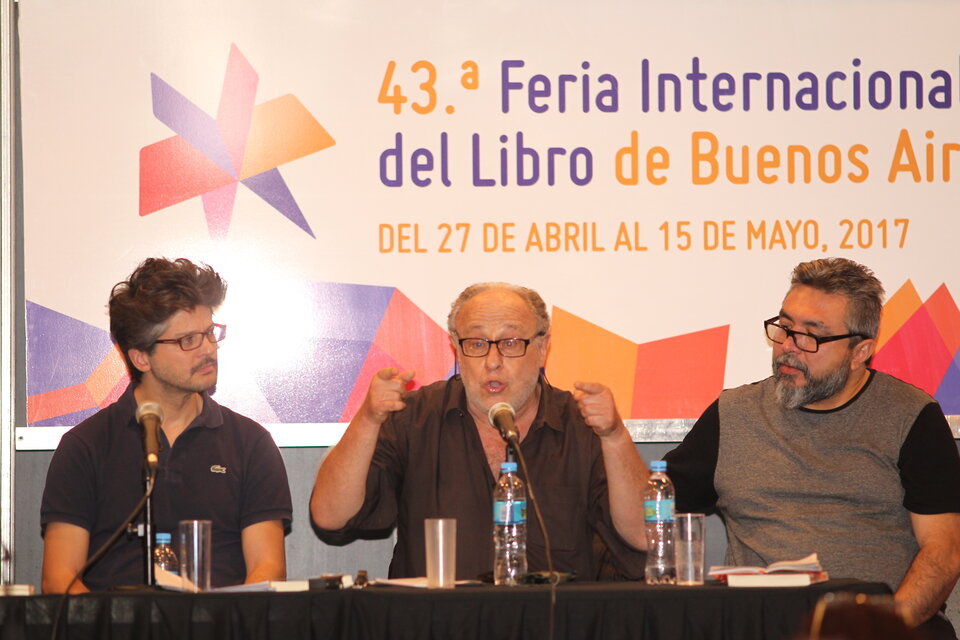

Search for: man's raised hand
xmin=360 ymin=367 xmax=416 ymax=426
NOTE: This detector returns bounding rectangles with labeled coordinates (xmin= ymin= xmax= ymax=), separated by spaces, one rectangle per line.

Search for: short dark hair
xmin=109 ymin=258 xmax=226 ymax=381
xmin=789 ymin=258 xmax=884 ymax=342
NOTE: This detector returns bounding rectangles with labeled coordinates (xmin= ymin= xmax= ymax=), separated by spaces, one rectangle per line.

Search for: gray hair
xmin=447 ymin=282 xmax=550 ymax=336
xmin=789 ymin=258 xmax=885 ymax=341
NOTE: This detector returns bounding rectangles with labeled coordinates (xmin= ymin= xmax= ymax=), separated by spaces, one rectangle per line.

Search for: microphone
xmin=488 ymin=402 xmax=519 ymax=444
xmin=136 ymin=402 xmax=163 ymax=472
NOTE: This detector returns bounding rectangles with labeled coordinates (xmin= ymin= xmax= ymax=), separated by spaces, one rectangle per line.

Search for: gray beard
xmin=773 ymin=353 xmax=851 ymax=410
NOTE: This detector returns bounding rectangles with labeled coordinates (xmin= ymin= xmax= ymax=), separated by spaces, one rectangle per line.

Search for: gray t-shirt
xmin=666 ymin=370 xmax=960 ymax=591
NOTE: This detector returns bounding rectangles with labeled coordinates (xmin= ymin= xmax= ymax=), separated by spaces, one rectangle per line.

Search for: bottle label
xmin=153 ymin=562 xmax=179 ymax=576
xmin=493 ymin=500 xmax=527 ymax=525
xmin=644 ymin=498 xmax=674 ymax=522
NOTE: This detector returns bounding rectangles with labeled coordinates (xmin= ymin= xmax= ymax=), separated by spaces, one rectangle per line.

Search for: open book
xmin=709 ymin=553 xmax=829 ymax=587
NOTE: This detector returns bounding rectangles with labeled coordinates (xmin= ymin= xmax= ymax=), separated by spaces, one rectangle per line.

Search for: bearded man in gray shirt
xmin=666 ymin=258 xmax=960 ymax=639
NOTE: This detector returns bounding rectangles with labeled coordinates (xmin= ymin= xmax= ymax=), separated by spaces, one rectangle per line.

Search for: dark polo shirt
xmin=41 ymin=384 xmax=292 ymax=590
xmin=317 ymin=376 xmax=645 ymax=581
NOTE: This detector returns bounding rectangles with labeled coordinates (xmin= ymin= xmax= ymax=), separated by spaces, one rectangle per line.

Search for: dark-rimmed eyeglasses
xmin=458 ymin=332 xmax=545 ymax=358
xmin=154 ymin=323 xmax=227 ymax=351
xmin=763 ymin=317 xmax=866 ymax=354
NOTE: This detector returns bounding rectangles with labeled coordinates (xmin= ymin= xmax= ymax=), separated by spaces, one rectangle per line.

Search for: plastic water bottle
xmin=493 ymin=461 xmax=527 ymax=585
xmin=154 ymin=532 xmax=179 ymax=575
xmin=644 ymin=460 xmax=676 ymax=584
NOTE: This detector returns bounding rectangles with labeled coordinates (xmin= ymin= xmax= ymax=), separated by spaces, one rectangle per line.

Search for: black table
xmin=0 ymin=579 xmax=890 ymax=640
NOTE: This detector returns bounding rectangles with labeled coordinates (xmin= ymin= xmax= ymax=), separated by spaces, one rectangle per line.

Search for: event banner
xmin=18 ymin=1 xmax=960 ymax=433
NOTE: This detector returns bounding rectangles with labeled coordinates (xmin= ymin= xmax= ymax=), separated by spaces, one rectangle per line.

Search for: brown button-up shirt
xmin=319 ymin=376 xmax=644 ymax=581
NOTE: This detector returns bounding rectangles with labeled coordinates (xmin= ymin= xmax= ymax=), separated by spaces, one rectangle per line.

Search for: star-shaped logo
xmin=139 ymin=44 xmax=334 ymax=239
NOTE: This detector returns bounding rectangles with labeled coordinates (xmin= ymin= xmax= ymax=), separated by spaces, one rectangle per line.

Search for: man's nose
xmin=782 ymin=332 xmax=803 ymax=354
xmin=199 ymin=333 xmax=218 ymax=355
xmin=483 ymin=346 xmax=503 ymax=368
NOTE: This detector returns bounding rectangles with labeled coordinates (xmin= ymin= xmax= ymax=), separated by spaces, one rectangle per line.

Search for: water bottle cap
xmin=650 ymin=460 xmax=667 ymax=472
xmin=500 ymin=462 xmax=518 ymax=473
xmin=156 ymin=532 xmax=172 ymax=545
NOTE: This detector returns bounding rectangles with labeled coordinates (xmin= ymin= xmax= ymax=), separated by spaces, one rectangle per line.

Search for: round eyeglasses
xmin=154 ymin=323 xmax=227 ymax=351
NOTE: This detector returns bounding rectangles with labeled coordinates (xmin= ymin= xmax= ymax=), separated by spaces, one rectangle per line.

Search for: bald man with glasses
xmin=665 ymin=258 xmax=960 ymax=639
xmin=311 ymin=282 xmax=648 ymax=582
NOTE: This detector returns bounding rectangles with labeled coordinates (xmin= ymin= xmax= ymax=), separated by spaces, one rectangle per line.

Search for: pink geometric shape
xmin=217 ymin=43 xmax=258 ymax=176
xmin=202 ymin=183 xmax=239 ymax=240
xmin=873 ymin=307 xmax=952 ymax=397
xmin=339 ymin=342 xmax=403 ymax=422
xmin=28 ymin=384 xmax=97 ymax=424
xmin=371 ymin=290 xmax=454 ymax=385
xmin=632 ymin=326 xmax=729 ymax=419
xmin=139 ymin=136 xmax=235 ymax=215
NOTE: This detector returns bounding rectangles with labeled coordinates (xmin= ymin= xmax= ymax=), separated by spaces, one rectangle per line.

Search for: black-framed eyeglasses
xmin=154 ymin=323 xmax=227 ymax=351
xmin=763 ymin=317 xmax=866 ymax=354
xmin=458 ymin=332 xmax=545 ymax=358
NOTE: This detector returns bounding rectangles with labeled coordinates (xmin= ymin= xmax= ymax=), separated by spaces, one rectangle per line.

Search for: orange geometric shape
xmin=547 ymin=307 xmax=638 ymax=420
xmin=139 ymin=135 xmax=236 ymax=216
xmin=84 ymin=346 xmax=128 ymax=404
xmin=632 ymin=326 xmax=729 ymax=419
xmin=923 ymin=284 xmax=960 ymax=356
xmin=99 ymin=374 xmax=130 ymax=409
xmin=28 ymin=384 xmax=97 ymax=424
xmin=239 ymin=95 xmax=336 ymax=179
xmin=876 ymin=280 xmax=922 ymax=353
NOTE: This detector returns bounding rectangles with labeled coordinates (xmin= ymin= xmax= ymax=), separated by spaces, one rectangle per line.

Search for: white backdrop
xmin=17 ymin=0 xmax=960 ymax=434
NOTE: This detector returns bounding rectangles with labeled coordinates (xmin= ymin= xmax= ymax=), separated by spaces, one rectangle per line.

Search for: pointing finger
xmin=574 ymin=381 xmax=606 ymax=395
xmin=375 ymin=367 xmax=399 ymax=381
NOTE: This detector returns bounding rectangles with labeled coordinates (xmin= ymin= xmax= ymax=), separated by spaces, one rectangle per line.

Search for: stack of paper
xmin=213 ymin=580 xmax=310 ymax=593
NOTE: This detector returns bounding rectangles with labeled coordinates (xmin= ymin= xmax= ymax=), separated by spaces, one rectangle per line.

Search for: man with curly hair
xmin=41 ymin=258 xmax=292 ymax=592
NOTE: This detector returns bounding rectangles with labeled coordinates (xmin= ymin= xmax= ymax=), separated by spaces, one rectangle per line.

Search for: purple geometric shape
xmin=444 ymin=362 xmax=458 ymax=380
xmin=306 ymin=282 xmax=394 ymax=341
xmin=151 ymin=73 xmax=234 ymax=177
xmin=250 ymin=282 xmax=396 ymax=422
xmin=935 ymin=351 xmax=960 ymax=415
xmin=256 ymin=338 xmax=372 ymax=422
xmin=27 ymin=301 xmax=115 ymax=395
xmin=243 ymin=169 xmax=314 ymax=237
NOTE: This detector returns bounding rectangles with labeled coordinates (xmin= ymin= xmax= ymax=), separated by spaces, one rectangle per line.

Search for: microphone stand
xmin=501 ymin=433 xmax=558 ymax=640
xmin=136 ymin=402 xmax=163 ymax=589
xmin=143 ymin=463 xmax=156 ymax=587
xmin=51 ymin=469 xmax=157 ymax=640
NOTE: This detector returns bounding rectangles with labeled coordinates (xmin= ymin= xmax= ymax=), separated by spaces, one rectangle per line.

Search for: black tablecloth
xmin=0 ymin=579 xmax=890 ymax=640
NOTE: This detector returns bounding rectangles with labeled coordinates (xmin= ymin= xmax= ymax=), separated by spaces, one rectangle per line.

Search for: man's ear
xmin=537 ymin=333 xmax=551 ymax=365
xmin=448 ymin=335 xmax=460 ymax=365
xmin=127 ymin=348 xmax=151 ymax=375
xmin=851 ymin=338 xmax=876 ymax=369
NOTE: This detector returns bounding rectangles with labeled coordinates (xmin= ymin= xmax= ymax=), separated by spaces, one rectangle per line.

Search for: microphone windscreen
xmin=488 ymin=402 xmax=515 ymax=426
xmin=136 ymin=402 xmax=164 ymax=423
